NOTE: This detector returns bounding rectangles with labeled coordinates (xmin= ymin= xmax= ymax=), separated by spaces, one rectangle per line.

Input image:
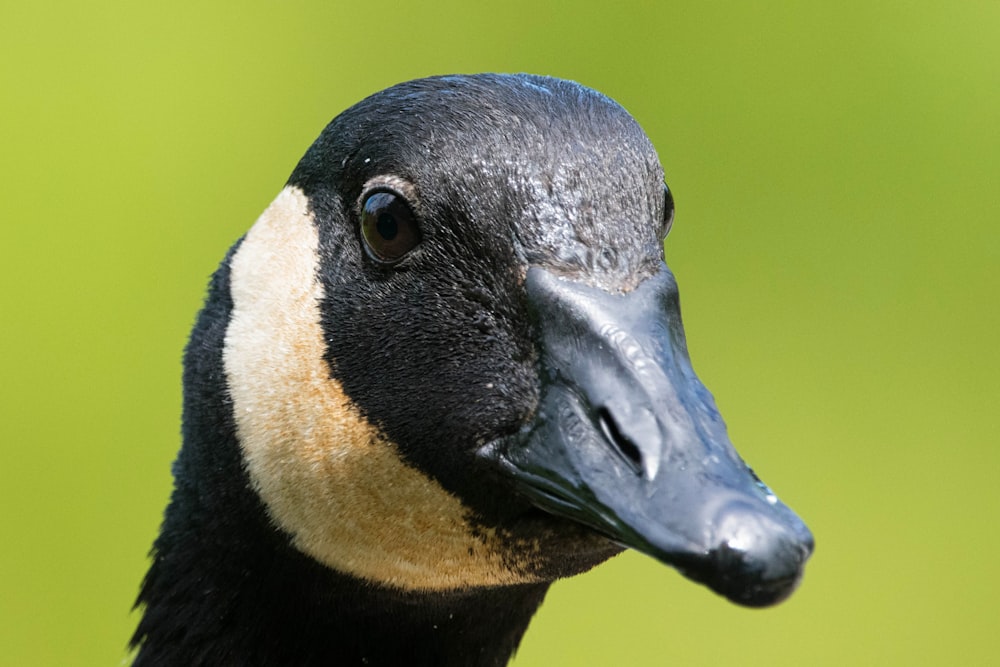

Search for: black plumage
xmin=132 ymin=73 xmax=812 ymax=666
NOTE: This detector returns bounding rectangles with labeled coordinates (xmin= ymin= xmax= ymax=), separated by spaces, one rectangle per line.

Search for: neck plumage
xmin=131 ymin=423 xmax=550 ymax=667
xmin=132 ymin=255 xmax=549 ymax=665
xmin=133 ymin=522 xmax=548 ymax=666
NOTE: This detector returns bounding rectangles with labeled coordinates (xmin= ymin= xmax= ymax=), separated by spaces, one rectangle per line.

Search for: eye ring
xmin=661 ymin=182 xmax=675 ymax=240
xmin=359 ymin=189 xmax=421 ymax=265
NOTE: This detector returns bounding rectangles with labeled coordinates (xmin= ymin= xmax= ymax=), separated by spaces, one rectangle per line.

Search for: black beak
xmin=482 ymin=266 xmax=813 ymax=607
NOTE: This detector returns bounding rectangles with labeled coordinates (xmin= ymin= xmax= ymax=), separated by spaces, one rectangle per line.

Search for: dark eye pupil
xmin=360 ymin=190 xmax=420 ymax=264
xmin=662 ymin=183 xmax=675 ymax=239
xmin=376 ymin=213 xmax=398 ymax=240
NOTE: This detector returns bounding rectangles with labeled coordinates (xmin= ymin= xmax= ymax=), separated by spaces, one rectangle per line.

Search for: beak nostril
xmin=596 ymin=406 xmax=643 ymax=473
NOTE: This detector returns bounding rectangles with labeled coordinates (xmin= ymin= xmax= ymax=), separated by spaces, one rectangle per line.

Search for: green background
xmin=2 ymin=2 xmax=997 ymax=665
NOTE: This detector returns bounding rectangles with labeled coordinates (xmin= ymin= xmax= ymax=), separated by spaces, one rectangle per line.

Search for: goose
xmin=131 ymin=73 xmax=813 ymax=666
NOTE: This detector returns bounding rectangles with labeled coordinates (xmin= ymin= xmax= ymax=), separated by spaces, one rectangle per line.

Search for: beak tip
xmin=705 ymin=513 xmax=814 ymax=608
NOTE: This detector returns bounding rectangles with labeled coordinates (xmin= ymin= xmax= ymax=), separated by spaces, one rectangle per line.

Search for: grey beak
xmin=482 ymin=266 xmax=813 ymax=606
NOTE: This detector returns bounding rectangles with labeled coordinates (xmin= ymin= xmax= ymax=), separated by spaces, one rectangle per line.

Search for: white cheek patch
xmin=223 ymin=186 xmax=536 ymax=591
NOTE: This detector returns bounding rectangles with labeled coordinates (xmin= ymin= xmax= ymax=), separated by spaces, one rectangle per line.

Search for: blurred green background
xmin=2 ymin=2 xmax=997 ymax=665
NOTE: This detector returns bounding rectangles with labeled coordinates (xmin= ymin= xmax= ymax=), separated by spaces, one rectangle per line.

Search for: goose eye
xmin=360 ymin=191 xmax=421 ymax=264
xmin=661 ymin=183 xmax=675 ymax=240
